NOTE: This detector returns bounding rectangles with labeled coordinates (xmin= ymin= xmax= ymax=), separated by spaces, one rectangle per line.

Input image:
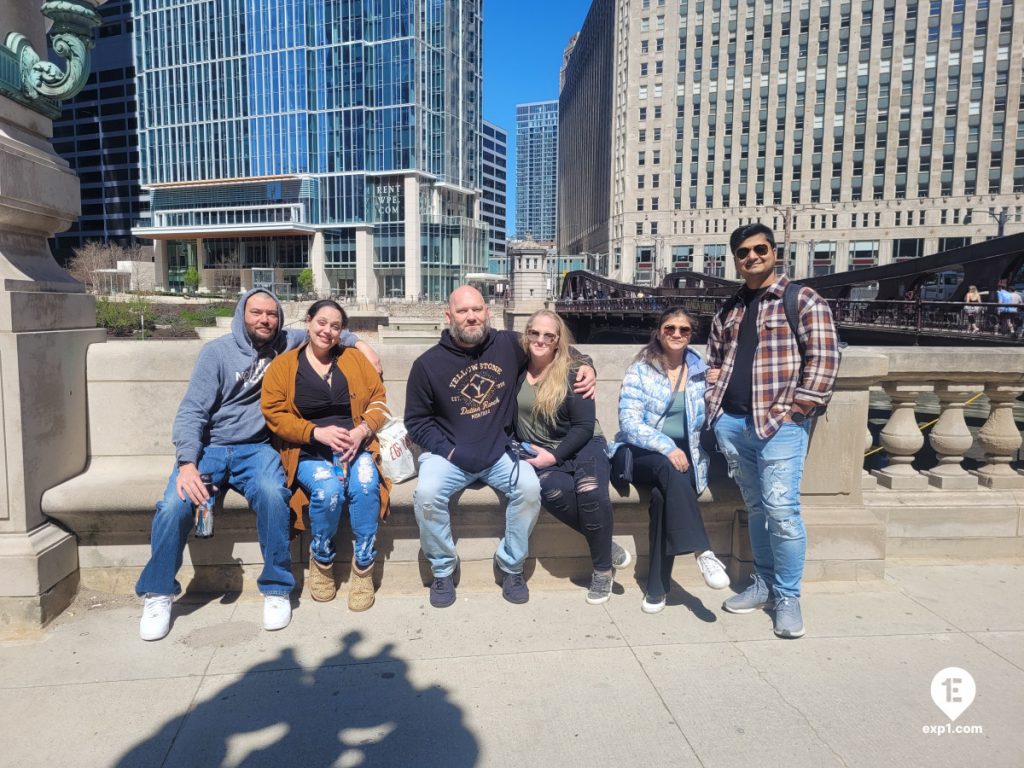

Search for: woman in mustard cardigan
xmin=261 ymin=300 xmax=392 ymax=610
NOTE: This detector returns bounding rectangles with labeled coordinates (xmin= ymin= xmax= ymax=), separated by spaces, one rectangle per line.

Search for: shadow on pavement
xmin=114 ymin=630 xmax=479 ymax=768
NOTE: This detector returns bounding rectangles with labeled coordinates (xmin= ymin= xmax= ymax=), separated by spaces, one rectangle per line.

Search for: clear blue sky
xmin=483 ymin=0 xmax=592 ymax=237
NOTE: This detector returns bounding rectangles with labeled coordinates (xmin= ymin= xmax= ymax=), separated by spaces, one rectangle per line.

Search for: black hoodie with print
xmin=404 ymin=328 xmax=527 ymax=474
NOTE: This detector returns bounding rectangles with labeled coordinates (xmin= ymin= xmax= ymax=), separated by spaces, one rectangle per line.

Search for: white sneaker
xmin=696 ymin=551 xmax=730 ymax=590
xmin=641 ymin=595 xmax=667 ymax=614
xmin=263 ymin=595 xmax=292 ymax=631
xmin=139 ymin=594 xmax=172 ymax=641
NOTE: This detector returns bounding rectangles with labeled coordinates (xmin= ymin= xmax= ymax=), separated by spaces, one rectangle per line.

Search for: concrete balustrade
xmin=864 ymin=347 xmax=1024 ymax=560
xmin=37 ymin=342 xmax=1024 ymax=608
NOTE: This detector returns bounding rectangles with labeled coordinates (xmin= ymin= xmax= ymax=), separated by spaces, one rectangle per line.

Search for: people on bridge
xmin=261 ymin=300 xmax=391 ymax=611
xmin=996 ymin=279 xmax=1020 ymax=336
xmin=706 ymin=223 xmax=840 ymax=639
xmin=514 ymin=309 xmax=628 ymax=605
xmin=610 ymin=306 xmax=730 ymax=614
xmin=963 ymin=285 xmax=983 ymax=334
xmin=404 ymin=286 xmax=596 ymax=608
xmin=135 ymin=289 xmax=380 ymax=641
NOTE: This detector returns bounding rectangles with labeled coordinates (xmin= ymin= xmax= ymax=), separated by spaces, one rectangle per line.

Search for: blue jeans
xmin=413 ymin=451 xmax=541 ymax=577
xmin=713 ymin=413 xmax=809 ymax=598
xmin=295 ymin=452 xmax=380 ymax=568
xmin=135 ymin=443 xmax=294 ymax=597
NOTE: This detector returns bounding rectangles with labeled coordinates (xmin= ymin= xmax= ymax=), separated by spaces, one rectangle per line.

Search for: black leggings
xmin=625 ymin=445 xmax=711 ymax=600
xmin=536 ymin=437 xmax=614 ymax=571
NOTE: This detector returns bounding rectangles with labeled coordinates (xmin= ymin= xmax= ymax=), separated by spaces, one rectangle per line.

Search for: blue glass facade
xmin=516 ymin=100 xmax=559 ymax=242
xmin=133 ymin=0 xmax=486 ymax=300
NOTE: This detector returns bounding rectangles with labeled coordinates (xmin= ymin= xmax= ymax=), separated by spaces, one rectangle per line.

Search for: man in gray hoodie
xmin=136 ymin=288 xmax=375 ymax=641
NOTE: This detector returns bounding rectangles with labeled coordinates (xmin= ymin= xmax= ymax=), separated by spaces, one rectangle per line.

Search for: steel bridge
xmin=555 ymin=233 xmax=1024 ymax=345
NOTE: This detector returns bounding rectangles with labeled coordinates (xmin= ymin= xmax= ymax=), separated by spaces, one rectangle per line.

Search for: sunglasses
xmin=661 ymin=324 xmax=693 ymax=337
xmin=735 ymin=242 xmax=772 ymax=260
xmin=527 ymin=329 xmax=558 ymax=344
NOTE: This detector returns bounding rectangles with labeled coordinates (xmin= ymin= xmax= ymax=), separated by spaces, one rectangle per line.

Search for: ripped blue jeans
xmin=295 ymin=452 xmax=380 ymax=568
xmin=713 ymin=413 xmax=809 ymax=598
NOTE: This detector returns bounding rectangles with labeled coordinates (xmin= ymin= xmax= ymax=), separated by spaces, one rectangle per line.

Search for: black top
xmin=294 ymin=351 xmax=354 ymax=462
xmin=514 ymin=366 xmax=600 ymax=463
xmin=721 ymin=286 xmax=766 ymax=416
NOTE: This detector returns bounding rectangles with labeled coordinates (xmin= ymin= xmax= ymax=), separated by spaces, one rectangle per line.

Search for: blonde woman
xmin=963 ymin=285 xmax=983 ymax=333
xmin=516 ymin=310 xmax=629 ymax=604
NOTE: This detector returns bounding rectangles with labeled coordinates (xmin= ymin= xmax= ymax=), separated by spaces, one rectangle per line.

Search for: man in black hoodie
xmin=405 ymin=286 xmax=595 ymax=608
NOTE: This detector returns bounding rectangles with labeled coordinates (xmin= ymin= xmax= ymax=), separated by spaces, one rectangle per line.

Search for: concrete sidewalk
xmin=1 ymin=564 xmax=1022 ymax=768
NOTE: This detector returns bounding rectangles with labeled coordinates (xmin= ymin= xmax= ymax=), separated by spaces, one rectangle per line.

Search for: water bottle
xmin=333 ymin=452 xmax=349 ymax=485
xmin=193 ymin=473 xmax=217 ymax=538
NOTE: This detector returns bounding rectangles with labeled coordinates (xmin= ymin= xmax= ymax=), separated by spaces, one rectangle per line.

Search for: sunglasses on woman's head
xmin=735 ymin=242 xmax=772 ymax=260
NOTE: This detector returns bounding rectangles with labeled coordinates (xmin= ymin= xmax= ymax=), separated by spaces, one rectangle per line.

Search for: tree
xmin=184 ymin=267 xmax=200 ymax=294
xmin=67 ymin=241 xmax=140 ymax=292
xmin=297 ymin=267 xmax=314 ymax=296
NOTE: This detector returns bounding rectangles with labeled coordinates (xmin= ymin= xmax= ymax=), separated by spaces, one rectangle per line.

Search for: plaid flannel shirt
xmin=705 ymin=275 xmax=840 ymax=439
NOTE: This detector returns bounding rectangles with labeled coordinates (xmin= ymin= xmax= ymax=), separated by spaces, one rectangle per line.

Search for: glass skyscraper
xmin=50 ymin=0 xmax=148 ymax=265
xmin=481 ymin=120 xmax=508 ymax=274
xmin=516 ymin=100 xmax=559 ymax=242
xmin=132 ymin=0 xmax=486 ymax=300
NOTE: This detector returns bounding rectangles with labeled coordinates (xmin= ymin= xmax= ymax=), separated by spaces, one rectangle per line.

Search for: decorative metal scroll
xmin=1 ymin=0 xmax=102 ymax=118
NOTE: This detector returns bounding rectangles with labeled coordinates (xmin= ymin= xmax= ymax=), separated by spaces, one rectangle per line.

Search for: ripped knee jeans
xmin=713 ymin=412 xmax=809 ymax=598
xmin=295 ymin=453 xmax=381 ymax=568
xmin=537 ymin=437 xmax=614 ymax=570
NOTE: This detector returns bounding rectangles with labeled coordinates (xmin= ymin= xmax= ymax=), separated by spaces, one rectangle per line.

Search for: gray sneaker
xmin=585 ymin=570 xmax=614 ymax=605
xmin=773 ymin=596 xmax=805 ymax=638
xmin=611 ymin=541 xmax=632 ymax=570
xmin=722 ymin=573 xmax=771 ymax=614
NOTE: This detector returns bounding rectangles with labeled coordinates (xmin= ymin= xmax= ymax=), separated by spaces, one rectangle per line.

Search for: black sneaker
xmin=430 ymin=575 xmax=456 ymax=608
xmin=501 ymin=571 xmax=530 ymax=604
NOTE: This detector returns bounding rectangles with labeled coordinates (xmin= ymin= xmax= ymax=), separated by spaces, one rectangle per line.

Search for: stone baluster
xmin=871 ymin=382 xmax=931 ymax=489
xmin=970 ymin=385 xmax=1024 ymax=489
xmin=862 ymin=425 xmax=877 ymax=490
xmin=924 ymin=383 xmax=981 ymax=489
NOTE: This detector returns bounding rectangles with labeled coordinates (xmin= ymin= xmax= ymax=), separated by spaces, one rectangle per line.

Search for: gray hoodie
xmin=171 ymin=288 xmax=357 ymax=465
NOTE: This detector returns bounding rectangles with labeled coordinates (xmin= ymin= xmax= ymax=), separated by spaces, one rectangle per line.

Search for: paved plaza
xmin=1 ymin=564 xmax=1022 ymax=767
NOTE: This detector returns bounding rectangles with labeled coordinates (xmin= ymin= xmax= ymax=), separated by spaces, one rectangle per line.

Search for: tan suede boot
xmin=348 ymin=560 xmax=376 ymax=612
xmin=308 ymin=553 xmax=337 ymax=602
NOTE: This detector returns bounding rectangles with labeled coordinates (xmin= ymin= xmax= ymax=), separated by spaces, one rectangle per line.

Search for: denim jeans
xmin=536 ymin=437 xmax=614 ymax=571
xmin=135 ymin=443 xmax=294 ymax=598
xmin=713 ymin=413 xmax=809 ymax=598
xmin=295 ymin=451 xmax=380 ymax=568
xmin=414 ymin=450 xmax=541 ymax=577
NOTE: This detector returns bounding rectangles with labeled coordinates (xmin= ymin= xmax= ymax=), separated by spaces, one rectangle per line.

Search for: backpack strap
xmin=783 ymin=281 xmax=806 ymax=358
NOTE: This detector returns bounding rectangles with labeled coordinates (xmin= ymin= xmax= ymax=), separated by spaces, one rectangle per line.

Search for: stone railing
xmin=37 ymin=343 xmax=1024 ymax=607
xmin=858 ymin=348 xmax=1024 ymax=562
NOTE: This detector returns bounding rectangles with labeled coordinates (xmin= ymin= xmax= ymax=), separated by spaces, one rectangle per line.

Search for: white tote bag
xmin=377 ymin=418 xmax=417 ymax=483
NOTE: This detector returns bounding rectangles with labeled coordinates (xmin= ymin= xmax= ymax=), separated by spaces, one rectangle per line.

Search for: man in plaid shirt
xmin=705 ymin=223 xmax=840 ymax=639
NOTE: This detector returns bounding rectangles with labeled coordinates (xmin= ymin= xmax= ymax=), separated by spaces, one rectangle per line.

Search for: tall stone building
xmin=559 ymin=0 xmax=1024 ymax=285
xmin=516 ymin=100 xmax=559 ymax=241
xmin=132 ymin=0 xmax=487 ymax=300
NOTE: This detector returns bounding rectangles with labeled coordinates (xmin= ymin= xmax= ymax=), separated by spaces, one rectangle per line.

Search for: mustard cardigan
xmin=261 ymin=344 xmax=392 ymax=530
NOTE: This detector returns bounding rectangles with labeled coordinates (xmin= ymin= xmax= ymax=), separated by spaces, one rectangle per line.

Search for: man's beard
xmin=450 ymin=319 xmax=489 ymax=346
